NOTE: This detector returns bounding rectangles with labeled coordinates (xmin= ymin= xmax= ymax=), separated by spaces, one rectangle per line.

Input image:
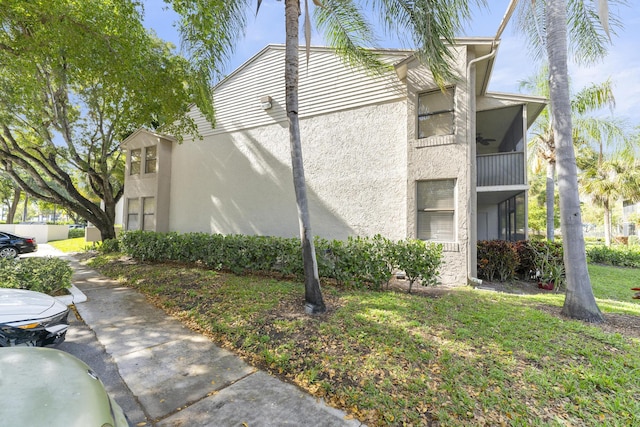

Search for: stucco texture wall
xmin=169 ymin=101 xmax=407 ymax=241
xmin=403 ymin=48 xmax=472 ymax=286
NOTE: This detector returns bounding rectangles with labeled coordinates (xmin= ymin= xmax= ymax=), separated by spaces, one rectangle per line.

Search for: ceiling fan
xmin=476 ymin=134 xmax=496 ymax=145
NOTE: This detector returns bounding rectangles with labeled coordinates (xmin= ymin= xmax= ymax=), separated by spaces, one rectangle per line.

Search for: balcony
xmin=477 ymin=152 xmax=525 ymax=187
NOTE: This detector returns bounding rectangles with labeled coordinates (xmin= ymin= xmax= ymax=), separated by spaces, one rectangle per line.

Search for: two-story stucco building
xmin=121 ymin=40 xmax=546 ymax=285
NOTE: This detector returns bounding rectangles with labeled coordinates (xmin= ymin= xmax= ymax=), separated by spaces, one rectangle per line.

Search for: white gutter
xmin=495 ymin=0 xmax=519 ymax=41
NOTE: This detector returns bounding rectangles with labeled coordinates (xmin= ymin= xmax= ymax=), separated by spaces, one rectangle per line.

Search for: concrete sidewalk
xmin=67 ymin=255 xmax=365 ymax=427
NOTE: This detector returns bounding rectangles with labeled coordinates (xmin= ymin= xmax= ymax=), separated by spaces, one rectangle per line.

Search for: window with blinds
xmin=417 ymin=179 xmax=455 ymax=242
xmin=126 ymin=198 xmax=140 ymax=230
xmin=142 ymin=197 xmax=156 ymax=231
xmin=417 ymin=87 xmax=455 ymax=138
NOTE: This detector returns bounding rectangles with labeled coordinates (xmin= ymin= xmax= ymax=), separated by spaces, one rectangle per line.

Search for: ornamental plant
xmin=477 ymin=240 xmax=519 ymax=282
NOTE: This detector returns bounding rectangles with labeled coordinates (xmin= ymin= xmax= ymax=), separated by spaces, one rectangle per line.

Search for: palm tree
xmin=579 ymin=147 xmax=640 ymax=246
xmin=542 ymin=0 xmax=620 ymax=323
xmin=521 ymin=68 xmax=622 ymax=242
xmin=514 ymin=0 xmax=626 ymax=322
xmin=168 ymin=0 xmax=484 ymax=314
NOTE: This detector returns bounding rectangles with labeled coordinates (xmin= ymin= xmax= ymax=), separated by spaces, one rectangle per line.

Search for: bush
xmin=67 ymin=228 xmax=85 ymax=239
xmin=587 ymin=245 xmax=640 ymax=268
xmin=477 ymin=240 xmax=519 ymax=282
xmin=0 ymin=257 xmax=72 ymax=295
xmin=316 ymin=235 xmax=400 ymax=290
xmin=514 ymin=240 xmax=564 ymax=280
xmin=477 ymin=239 xmax=565 ymax=285
xmin=119 ymin=231 xmax=443 ymax=291
xmin=392 ymin=239 xmax=442 ymax=292
xmin=97 ymin=238 xmax=120 ymax=253
xmin=629 ymin=235 xmax=640 ymax=247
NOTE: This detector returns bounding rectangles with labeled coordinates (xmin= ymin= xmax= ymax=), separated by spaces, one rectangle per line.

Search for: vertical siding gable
xmin=189 ymin=46 xmax=409 ymax=137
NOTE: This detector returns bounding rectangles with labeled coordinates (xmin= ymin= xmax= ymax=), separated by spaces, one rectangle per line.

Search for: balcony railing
xmin=477 ymin=152 xmax=525 ymax=187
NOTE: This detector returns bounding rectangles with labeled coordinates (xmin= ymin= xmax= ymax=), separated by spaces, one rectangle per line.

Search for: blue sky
xmin=142 ymin=0 xmax=640 ymax=126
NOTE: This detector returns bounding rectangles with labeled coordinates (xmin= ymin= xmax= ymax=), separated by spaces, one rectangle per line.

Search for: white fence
xmin=0 ymin=224 xmax=69 ymax=243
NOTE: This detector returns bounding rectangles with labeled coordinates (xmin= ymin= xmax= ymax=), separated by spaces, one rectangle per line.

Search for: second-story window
xmin=130 ymin=149 xmax=141 ymax=175
xmin=418 ymin=87 xmax=455 ymax=138
xmin=145 ymin=145 xmax=157 ymax=173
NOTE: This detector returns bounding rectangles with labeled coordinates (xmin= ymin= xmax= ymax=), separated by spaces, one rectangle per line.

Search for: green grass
xmin=48 ymin=237 xmax=93 ymax=253
xmin=88 ymin=255 xmax=640 ymax=427
xmin=589 ymin=263 xmax=640 ymax=301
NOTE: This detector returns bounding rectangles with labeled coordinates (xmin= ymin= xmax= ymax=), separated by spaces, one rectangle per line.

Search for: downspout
xmin=466 ymin=0 xmax=519 ymax=287
xmin=466 ymin=48 xmax=496 ymax=287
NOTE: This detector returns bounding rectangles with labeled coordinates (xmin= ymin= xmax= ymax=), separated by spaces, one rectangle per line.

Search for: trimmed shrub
xmin=68 ymin=228 xmax=85 ymax=239
xmin=392 ymin=239 xmax=442 ymax=292
xmin=97 ymin=238 xmax=120 ymax=253
xmin=587 ymin=245 xmax=640 ymax=268
xmin=118 ymin=231 xmax=442 ymax=290
xmin=315 ymin=235 xmax=400 ymax=290
xmin=0 ymin=257 xmax=72 ymax=295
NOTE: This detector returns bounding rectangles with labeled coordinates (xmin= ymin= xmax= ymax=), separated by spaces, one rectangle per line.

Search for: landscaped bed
xmin=87 ymin=254 xmax=640 ymax=427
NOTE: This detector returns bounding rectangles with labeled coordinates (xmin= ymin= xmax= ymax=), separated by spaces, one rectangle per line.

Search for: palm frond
xmin=573 ymin=114 xmax=629 ymax=155
xmin=314 ymin=0 xmax=388 ymax=73
xmin=567 ymin=0 xmax=611 ymax=65
xmin=367 ymin=0 xmax=487 ymax=85
xmin=516 ymin=0 xmax=547 ymax=64
xmin=516 ymin=0 xmax=625 ymax=66
xmin=170 ymin=0 xmax=251 ymax=125
xmin=570 ymin=79 xmax=615 ymax=114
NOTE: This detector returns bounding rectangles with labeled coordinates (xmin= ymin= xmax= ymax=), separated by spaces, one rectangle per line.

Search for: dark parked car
xmin=0 ymin=232 xmax=37 ymax=258
xmin=0 ymin=288 xmax=69 ymax=347
xmin=0 ymin=347 xmax=128 ymax=426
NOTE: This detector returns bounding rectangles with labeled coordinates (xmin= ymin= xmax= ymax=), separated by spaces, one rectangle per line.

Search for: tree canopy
xmin=0 ymin=0 xmax=210 ymax=238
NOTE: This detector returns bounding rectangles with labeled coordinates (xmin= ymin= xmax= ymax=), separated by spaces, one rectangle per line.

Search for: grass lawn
xmin=84 ymin=253 xmax=640 ymax=427
xmin=49 ymin=237 xmax=94 ymax=253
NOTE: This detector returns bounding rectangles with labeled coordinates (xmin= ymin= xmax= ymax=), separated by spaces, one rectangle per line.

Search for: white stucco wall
xmin=402 ymin=46 xmax=472 ymax=286
xmin=169 ymin=100 xmax=407 ymax=241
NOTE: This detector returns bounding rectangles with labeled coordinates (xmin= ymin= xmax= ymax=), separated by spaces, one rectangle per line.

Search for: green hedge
xmin=587 ymin=245 xmax=640 ymax=268
xmin=119 ymin=231 xmax=443 ymax=290
xmin=0 ymin=257 xmax=72 ymax=295
xmin=68 ymin=228 xmax=85 ymax=239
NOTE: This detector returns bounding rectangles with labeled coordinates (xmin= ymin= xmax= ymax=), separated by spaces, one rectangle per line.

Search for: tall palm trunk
xmin=603 ymin=199 xmax=612 ymax=247
xmin=547 ymin=0 xmax=602 ymax=322
xmin=546 ymin=161 xmax=556 ymax=241
xmin=284 ymin=0 xmax=326 ymax=314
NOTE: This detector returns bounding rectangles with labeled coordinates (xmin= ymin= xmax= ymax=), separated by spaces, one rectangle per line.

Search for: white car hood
xmin=0 ymin=289 xmax=63 ymax=323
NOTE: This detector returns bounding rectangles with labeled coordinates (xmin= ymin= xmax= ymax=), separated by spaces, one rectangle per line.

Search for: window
xmin=127 ymin=198 xmax=140 ymax=230
xmin=145 ymin=145 xmax=157 ymax=174
xmin=498 ymin=192 xmax=526 ymax=241
xmin=142 ymin=197 xmax=155 ymax=231
xmin=418 ymin=87 xmax=454 ymax=138
xmin=130 ymin=149 xmax=141 ymax=175
xmin=417 ymin=180 xmax=455 ymax=241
